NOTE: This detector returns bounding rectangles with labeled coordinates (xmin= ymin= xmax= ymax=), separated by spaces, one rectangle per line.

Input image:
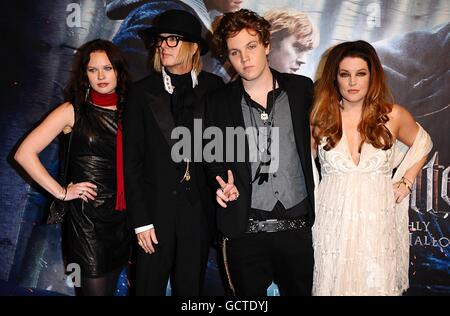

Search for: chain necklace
xmin=244 ymin=76 xmax=277 ymax=184
xmin=245 ymin=76 xmax=277 ymax=153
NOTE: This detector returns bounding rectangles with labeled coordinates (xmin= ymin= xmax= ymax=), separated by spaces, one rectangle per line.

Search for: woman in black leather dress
xmin=15 ymin=39 xmax=132 ymax=296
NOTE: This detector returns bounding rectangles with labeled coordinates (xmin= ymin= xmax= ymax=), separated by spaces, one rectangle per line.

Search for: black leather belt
xmin=245 ymin=218 xmax=307 ymax=233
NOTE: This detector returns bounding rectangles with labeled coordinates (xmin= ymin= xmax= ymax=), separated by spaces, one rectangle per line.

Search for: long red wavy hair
xmin=310 ymin=40 xmax=394 ymax=151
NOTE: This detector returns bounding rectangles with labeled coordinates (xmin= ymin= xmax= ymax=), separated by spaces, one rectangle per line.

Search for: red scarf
xmin=90 ymin=89 xmax=126 ymax=211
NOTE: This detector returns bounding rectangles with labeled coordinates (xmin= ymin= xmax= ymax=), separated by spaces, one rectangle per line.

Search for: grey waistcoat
xmin=241 ymin=91 xmax=308 ymax=211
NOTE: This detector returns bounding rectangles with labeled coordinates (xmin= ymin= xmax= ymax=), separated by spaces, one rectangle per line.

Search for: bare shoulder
xmin=55 ymin=101 xmax=75 ymax=118
xmin=388 ymin=104 xmax=419 ymax=144
xmin=57 ymin=101 xmax=75 ymax=112
xmin=52 ymin=102 xmax=75 ymax=133
xmin=388 ymin=103 xmax=414 ymax=121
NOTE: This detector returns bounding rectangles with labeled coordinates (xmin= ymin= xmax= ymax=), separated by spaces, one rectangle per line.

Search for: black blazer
xmin=123 ymin=71 xmax=224 ymax=240
xmin=204 ymin=69 xmax=315 ymax=239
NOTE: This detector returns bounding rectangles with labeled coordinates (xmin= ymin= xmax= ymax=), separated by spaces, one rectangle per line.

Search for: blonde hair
xmin=264 ymin=9 xmax=319 ymax=51
xmin=153 ymin=41 xmax=202 ymax=74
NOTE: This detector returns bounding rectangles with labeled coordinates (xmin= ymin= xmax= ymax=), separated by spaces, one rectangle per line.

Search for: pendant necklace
xmin=245 ymin=76 xmax=277 ymax=185
xmin=260 ymin=111 xmax=269 ymax=121
xmin=245 ymin=76 xmax=277 ymax=154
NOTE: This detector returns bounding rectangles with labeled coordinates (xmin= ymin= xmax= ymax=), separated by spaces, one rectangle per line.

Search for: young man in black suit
xmin=205 ymin=9 xmax=315 ymax=296
xmin=123 ymin=10 xmax=223 ymax=295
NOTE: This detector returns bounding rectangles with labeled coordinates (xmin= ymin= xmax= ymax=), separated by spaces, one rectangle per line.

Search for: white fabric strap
xmin=162 ymin=67 xmax=174 ymax=94
xmin=191 ymin=69 xmax=199 ymax=88
xmin=392 ymin=123 xmax=433 ymax=293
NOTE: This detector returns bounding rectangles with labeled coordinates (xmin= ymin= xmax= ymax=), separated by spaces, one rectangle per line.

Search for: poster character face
xmin=337 ymin=57 xmax=370 ymax=105
xmin=264 ymin=9 xmax=319 ymax=75
xmin=269 ymin=34 xmax=309 ymax=74
xmin=86 ymin=51 xmax=118 ymax=94
xmin=213 ymin=0 xmax=245 ymax=12
xmin=226 ymin=28 xmax=270 ymax=82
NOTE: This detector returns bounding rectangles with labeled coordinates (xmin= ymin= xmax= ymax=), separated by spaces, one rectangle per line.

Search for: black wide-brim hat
xmin=138 ymin=9 xmax=209 ymax=55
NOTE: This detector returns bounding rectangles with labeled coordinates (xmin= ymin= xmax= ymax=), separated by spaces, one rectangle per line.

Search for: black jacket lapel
xmin=228 ymin=80 xmax=252 ymax=186
xmin=143 ymin=76 xmax=177 ymax=148
xmin=192 ymin=75 xmax=208 ymax=119
xmin=276 ymin=72 xmax=311 ymax=188
xmin=288 ymin=91 xmax=309 ymax=173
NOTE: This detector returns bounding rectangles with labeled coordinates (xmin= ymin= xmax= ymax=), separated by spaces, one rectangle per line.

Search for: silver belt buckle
xmin=261 ymin=219 xmax=278 ymax=232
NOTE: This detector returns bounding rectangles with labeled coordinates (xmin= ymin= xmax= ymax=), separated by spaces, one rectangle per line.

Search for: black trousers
xmin=135 ymin=202 xmax=210 ymax=296
xmin=225 ymin=228 xmax=314 ymax=296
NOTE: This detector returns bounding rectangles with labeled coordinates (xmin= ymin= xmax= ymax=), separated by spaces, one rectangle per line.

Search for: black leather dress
xmin=66 ymin=103 xmax=131 ymax=277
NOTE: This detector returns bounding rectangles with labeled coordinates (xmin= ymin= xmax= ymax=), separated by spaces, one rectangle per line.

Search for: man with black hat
xmin=123 ymin=9 xmax=223 ymax=296
xmin=107 ymin=0 xmax=245 ymax=81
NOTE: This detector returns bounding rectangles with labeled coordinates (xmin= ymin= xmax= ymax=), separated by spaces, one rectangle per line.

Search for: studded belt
xmin=245 ymin=218 xmax=307 ymax=233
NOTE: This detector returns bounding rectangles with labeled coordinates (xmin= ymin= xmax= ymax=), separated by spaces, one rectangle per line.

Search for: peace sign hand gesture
xmin=215 ymin=170 xmax=240 ymax=208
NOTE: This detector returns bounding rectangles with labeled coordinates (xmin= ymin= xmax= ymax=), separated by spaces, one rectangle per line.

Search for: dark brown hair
xmin=213 ymin=9 xmax=271 ymax=62
xmin=310 ymin=40 xmax=394 ymax=151
xmin=64 ymin=39 xmax=130 ymax=116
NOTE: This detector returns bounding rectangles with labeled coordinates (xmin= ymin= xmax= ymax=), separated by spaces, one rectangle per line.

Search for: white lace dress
xmin=312 ymin=133 xmax=402 ymax=296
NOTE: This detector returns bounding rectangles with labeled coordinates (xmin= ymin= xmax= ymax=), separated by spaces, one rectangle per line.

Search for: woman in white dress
xmin=310 ymin=40 xmax=432 ymax=296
